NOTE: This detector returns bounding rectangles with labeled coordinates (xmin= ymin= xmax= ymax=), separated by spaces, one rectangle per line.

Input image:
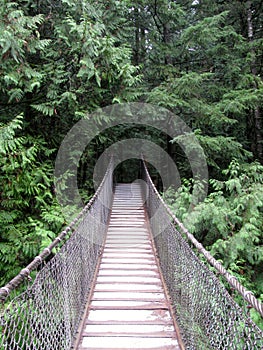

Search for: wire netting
xmin=142 ymin=161 xmax=263 ymax=350
xmin=1 ymin=157 xmax=262 ymax=350
xmin=0 ymin=161 xmax=113 ymax=350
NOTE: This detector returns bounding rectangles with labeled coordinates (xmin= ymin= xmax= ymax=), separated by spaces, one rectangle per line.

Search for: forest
xmin=0 ymin=0 xmax=262 ymax=326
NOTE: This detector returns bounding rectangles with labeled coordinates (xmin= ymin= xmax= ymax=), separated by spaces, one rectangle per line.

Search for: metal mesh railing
xmin=0 ymin=158 xmax=113 ymax=350
xmin=141 ymin=159 xmax=263 ymax=350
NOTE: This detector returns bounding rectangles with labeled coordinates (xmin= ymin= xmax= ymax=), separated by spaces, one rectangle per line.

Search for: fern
xmin=0 ymin=115 xmax=60 ymax=286
xmin=31 ymin=103 xmax=56 ymax=116
xmin=0 ymin=114 xmax=24 ymax=153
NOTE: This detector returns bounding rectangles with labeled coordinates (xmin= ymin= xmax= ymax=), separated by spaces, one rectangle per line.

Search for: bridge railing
xmin=0 ymin=158 xmax=113 ymax=350
xmin=141 ymin=159 xmax=263 ymax=350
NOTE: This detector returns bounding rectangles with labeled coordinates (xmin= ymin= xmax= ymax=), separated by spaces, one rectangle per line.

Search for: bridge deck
xmin=76 ymin=183 xmax=182 ymax=350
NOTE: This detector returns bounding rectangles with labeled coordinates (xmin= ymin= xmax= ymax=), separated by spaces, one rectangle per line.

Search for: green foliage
xmin=195 ymin=131 xmax=252 ymax=171
xmin=165 ymin=160 xmax=263 ymax=302
xmin=0 ymin=0 xmax=141 ymax=287
xmin=0 ymin=1 xmax=48 ymax=62
xmin=0 ymin=1 xmax=49 ymax=106
xmin=0 ymin=116 xmax=63 ymax=285
xmin=181 ymin=11 xmax=231 ymax=48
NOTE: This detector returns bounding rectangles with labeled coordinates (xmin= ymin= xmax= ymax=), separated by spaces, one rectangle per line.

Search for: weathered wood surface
xmin=76 ymin=183 xmax=182 ymax=350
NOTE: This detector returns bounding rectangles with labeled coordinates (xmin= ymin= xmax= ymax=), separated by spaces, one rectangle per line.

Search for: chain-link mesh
xmin=142 ymin=160 xmax=263 ymax=350
xmin=0 ymin=160 xmax=113 ymax=350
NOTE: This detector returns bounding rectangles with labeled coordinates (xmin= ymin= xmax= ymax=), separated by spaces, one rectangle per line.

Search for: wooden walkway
xmin=75 ymin=183 xmax=182 ymax=350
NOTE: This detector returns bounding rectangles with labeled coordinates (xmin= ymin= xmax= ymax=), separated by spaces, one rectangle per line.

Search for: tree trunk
xmin=247 ymin=1 xmax=263 ymax=162
xmin=163 ymin=23 xmax=172 ymax=65
xmin=134 ymin=6 xmax=140 ymax=65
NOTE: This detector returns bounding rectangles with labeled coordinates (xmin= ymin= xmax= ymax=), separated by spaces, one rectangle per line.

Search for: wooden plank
xmin=107 ymin=229 xmax=148 ymax=232
xmin=83 ymin=324 xmax=175 ymax=335
xmin=103 ymin=244 xmax=153 ymax=249
xmin=106 ymin=231 xmax=148 ymax=235
xmin=90 ymin=300 xmax=167 ymax=307
xmin=92 ymin=291 xmax=166 ymax=301
xmin=89 ymin=300 xmax=168 ymax=310
xmin=110 ymin=215 xmax=145 ymax=217
xmin=86 ymin=309 xmax=172 ymax=323
xmin=96 ymin=276 xmax=161 ymax=283
xmin=103 ymin=247 xmax=152 ymax=252
xmin=98 ymin=270 xmax=159 ymax=276
xmin=94 ymin=284 xmax=163 ymax=291
xmin=105 ymin=238 xmax=149 ymax=242
xmin=100 ymin=258 xmax=156 ymax=264
xmin=80 ymin=336 xmax=179 ymax=349
xmin=81 ymin=331 xmax=176 ymax=338
xmin=80 ymin=346 xmax=179 ymax=350
xmin=102 ymin=253 xmax=153 ymax=259
xmin=99 ymin=263 xmax=157 ymax=269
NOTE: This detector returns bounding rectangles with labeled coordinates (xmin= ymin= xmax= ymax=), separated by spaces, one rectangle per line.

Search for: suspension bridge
xmin=0 ymin=158 xmax=262 ymax=349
